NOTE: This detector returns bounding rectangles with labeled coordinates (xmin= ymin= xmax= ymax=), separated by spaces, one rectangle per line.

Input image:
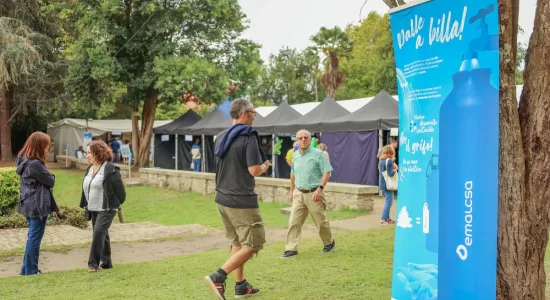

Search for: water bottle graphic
xmin=438 ymin=5 xmax=499 ymax=298
xmin=422 ymin=203 xmax=429 ymax=234
xmin=425 ymin=154 xmax=439 ymax=253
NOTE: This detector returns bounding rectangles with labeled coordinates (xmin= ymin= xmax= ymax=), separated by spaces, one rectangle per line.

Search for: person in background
xmin=16 ymin=132 xmax=59 ymax=276
xmin=76 ymin=146 xmax=87 ymax=159
xmin=282 ymin=130 xmax=335 ymax=258
xmin=191 ymin=138 xmax=202 ymax=172
xmin=286 ymin=141 xmax=299 ymax=167
xmin=391 ymin=137 xmax=399 ymax=166
xmin=81 ymin=141 xmax=126 ymax=273
xmin=317 ymin=143 xmax=330 ymax=163
xmin=379 ymin=145 xmax=398 ymax=225
xmin=110 ymin=137 xmax=121 ymax=163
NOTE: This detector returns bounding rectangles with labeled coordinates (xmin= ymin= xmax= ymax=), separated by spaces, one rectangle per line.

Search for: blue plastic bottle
xmin=437 ymin=58 xmax=499 ymax=299
xmin=425 ymin=154 xmax=439 ymax=254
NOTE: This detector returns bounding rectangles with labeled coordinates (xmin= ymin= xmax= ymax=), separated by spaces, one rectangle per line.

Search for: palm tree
xmin=310 ymin=26 xmax=353 ymax=99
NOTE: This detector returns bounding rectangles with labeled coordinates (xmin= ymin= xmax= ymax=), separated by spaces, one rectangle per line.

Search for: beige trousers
xmin=284 ymin=189 xmax=333 ymax=251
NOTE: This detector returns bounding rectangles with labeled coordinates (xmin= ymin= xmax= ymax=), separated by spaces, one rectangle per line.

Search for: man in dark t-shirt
xmin=204 ymin=99 xmax=270 ymax=300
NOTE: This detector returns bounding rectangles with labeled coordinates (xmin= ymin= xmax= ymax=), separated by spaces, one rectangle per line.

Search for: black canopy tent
xmin=152 ymin=110 xmax=202 ymax=170
xmin=321 ymin=90 xmax=398 ymax=132
xmin=318 ymin=90 xmax=399 ymax=185
xmin=273 ymin=97 xmax=350 ymax=133
xmin=253 ymin=100 xmax=303 ymax=178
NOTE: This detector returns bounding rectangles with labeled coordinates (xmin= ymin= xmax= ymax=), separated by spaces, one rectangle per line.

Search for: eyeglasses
xmin=297 ymin=137 xmax=310 ymax=140
xmin=246 ymin=110 xmax=256 ymax=116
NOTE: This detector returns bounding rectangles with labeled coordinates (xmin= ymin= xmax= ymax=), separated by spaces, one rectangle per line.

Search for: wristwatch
xmin=319 ymin=185 xmax=324 ymax=190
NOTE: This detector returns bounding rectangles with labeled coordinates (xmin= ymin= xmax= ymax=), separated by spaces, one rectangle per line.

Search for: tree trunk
xmin=130 ymin=106 xmax=140 ymax=163
xmin=498 ymin=0 xmax=550 ymax=298
xmin=0 ymin=85 xmax=12 ymax=161
xmin=135 ymin=92 xmax=158 ymax=168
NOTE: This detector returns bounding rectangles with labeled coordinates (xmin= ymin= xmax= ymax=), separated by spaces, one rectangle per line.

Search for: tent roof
xmin=253 ymin=101 xmax=302 ymax=134
xmin=274 ymin=97 xmax=350 ymax=133
xmin=153 ymin=110 xmax=202 ymax=134
xmin=322 ymin=90 xmax=398 ymax=132
xmin=47 ymin=118 xmax=172 ymax=133
xmin=183 ymin=107 xmax=230 ymax=135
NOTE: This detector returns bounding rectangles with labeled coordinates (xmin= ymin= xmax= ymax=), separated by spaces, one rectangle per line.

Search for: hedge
xmin=0 ymin=206 xmax=88 ymax=229
xmin=0 ymin=167 xmax=19 ymax=215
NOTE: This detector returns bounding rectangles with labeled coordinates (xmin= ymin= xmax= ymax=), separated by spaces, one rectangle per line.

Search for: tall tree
xmin=67 ymin=0 xmax=259 ymax=167
xmin=338 ymin=12 xmax=397 ymax=99
xmin=383 ymin=0 xmax=550 ymax=298
xmin=0 ymin=0 xmax=66 ymax=160
xmin=0 ymin=17 xmax=49 ymax=160
xmin=250 ymin=47 xmax=317 ymax=105
xmin=310 ymin=26 xmax=353 ymax=99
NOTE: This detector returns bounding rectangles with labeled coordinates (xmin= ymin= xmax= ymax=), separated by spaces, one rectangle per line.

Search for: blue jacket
xmin=16 ymin=156 xmax=58 ymax=218
xmin=215 ymin=123 xmax=267 ymax=162
xmin=379 ymin=158 xmax=396 ymax=192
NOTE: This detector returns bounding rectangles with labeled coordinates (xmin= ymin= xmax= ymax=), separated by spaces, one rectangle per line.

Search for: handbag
xmin=382 ymin=158 xmax=398 ymax=191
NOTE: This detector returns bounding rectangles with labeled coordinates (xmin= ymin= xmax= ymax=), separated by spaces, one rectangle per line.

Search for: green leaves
xmin=338 ymin=12 xmax=397 ymax=99
xmin=153 ymin=56 xmax=228 ymax=105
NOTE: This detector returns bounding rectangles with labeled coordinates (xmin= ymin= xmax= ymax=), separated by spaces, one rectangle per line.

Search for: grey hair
xmin=296 ymin=129 xmax=311 ymax=138
xmin=230 ymin=98 xmax=254 ymax=119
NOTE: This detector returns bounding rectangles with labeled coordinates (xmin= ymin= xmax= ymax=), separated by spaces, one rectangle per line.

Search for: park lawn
xmin=50 ymin=170 xmax=369 ymax=229
xmin=0 ymin=228 xmax=395 ymax=300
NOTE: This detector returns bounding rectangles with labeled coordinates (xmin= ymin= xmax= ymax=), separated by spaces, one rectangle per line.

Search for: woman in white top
xmin=80 ymin=140 xmax=126 ymax=273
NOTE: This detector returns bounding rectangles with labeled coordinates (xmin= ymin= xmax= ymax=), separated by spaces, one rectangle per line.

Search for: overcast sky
xmin=238 ymin=0 xmax=537 ymax=62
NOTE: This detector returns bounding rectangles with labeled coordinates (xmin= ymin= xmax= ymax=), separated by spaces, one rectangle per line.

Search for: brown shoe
xmin=88 ymin=268 xmax=98 ymax=273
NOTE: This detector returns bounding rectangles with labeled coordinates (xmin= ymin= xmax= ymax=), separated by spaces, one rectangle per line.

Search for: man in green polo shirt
xmin=281 ymin=129 xmax=335 ymax=258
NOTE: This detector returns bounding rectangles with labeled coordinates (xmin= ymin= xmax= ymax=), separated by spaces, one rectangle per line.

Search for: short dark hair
xmin=87 ymin=141 xmax=114 ymax=164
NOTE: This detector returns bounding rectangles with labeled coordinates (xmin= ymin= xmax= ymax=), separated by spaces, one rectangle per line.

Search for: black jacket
xmin=16 ymin=156 xmax=59 ymax=218
xmin=80 ymin=162 xmax=126 ymax=210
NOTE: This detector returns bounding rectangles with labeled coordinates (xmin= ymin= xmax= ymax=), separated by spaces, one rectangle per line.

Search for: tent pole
xmin=202 ymin=135 xmax=205 ymax=172
xmin=175 ymin=134 xmax=178 ymax=171
xmin=272 ymin=134 xmax=276 ymax=178
xmin=379 ymin=129 xmax=383 ymax=196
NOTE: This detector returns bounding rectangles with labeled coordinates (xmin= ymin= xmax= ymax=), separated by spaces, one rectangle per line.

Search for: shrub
xmin=0 ymin=206 xmax=88 ymax=229
xmin=0 ymin=168 xmax=19 ymax=215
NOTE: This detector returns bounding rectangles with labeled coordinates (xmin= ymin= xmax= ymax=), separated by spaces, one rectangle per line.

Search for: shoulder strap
xmin=385 ymin=158 xmax=390 ymax=170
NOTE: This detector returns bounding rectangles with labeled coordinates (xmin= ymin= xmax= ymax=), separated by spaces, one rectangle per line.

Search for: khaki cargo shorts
xmin=217 ymin=205 xmax=266 ymax=253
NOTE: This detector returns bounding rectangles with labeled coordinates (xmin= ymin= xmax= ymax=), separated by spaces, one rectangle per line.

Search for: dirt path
xmin=0 ymin=197 xmax=396 ymax=278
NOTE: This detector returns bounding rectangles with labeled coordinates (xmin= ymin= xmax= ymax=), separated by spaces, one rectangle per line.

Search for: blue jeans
xmin=381 ymin=190 xmax=394 ymax=221
xmin=193 ymin=159 xmax=201 ymax=172
xmin=20 ymin=216 xmax=48 ymax=275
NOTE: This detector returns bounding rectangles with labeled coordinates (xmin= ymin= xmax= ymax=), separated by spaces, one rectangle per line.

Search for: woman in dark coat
xmin=16 ymin=132 xmax=59 ymax=276
xmin=80 ymin=140 xmax=126 ymax=272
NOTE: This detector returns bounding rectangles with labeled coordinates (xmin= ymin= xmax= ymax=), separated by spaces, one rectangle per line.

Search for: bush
xmin=0 ymin=206 xmax=88 ymax=229
xmin=0 ymin=168 xmax=19 ymax=215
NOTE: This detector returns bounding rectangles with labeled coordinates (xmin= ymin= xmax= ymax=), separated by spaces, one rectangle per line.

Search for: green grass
xmin=50 ymin=170 xmax=369 ymax=229
xmin=0 ymin=228 xmax=395 ymax=300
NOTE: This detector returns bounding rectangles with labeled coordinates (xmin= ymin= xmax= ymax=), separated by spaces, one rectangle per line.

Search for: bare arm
xmin=248 ymin=161 xmax=269 ymax=177
xmin=289 ymin=173 xmax=296 ymax=202
xmin=313 ymin=172 xmax=331 ymax=201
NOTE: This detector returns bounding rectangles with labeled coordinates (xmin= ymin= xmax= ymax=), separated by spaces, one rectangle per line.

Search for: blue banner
xmin=388 ymin=1 xmax=499 ymax=299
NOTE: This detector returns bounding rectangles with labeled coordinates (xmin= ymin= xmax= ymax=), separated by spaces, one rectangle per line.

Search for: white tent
xmin=47 ymin=118 xmax=172 ymax=155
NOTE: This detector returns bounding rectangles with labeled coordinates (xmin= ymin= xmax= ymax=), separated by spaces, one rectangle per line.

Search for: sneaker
xmin=88 ymin=268 xmax=98 ymax=273
xmin=204 ymin=271 xmax=227 ymax=300
xmin=280 ymin=250 xmax=298 ymax=258
xmin=235 ymin=281 xmax=260 ymax=298
xmin=380 ymin=219 xmax=396 ymax=225
xmin=322 ymin=241 xmax=336 ymax=253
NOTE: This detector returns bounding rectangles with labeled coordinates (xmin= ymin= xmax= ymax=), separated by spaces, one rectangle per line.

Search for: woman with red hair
xmin=16 ymin=132 xmax=59 ymax=276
